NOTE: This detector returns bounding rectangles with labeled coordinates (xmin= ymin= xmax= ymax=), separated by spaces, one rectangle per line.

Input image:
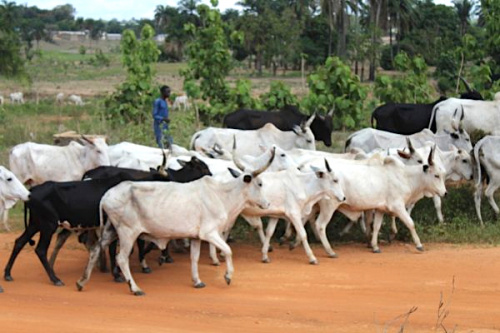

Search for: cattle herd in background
xmin=1 ymin=89 xmax=500 ymax=296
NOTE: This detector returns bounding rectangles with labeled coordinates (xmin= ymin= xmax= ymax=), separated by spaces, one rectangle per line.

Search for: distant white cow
xmin=68 ymin=94 xmax=84 ymax=106
xmin=76 ymin=151 xmax=275 ymax=294
xmin=346 ymin=127 xmax=473 ymax=153
xmin=9 ymin=92 xmax=24 ymax=104
xmin=173 ymin=95 xmax=190 ymax=111
xmin=473 ymin=135 xmax=500 ymax=226
xmin=0 ymin=166 xmax=30 ymax=232
xmin=56 ymin=93 xmax=65 ymax=105
xmin=191 ymin=118 xmax=316 ymax=158
xmin=10 ymin=136 xmax=110 ymax=186
xmin=0 ymin=95 xmax=4 ymax=105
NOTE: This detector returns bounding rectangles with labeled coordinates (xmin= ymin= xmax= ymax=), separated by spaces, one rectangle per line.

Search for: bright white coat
xmin=9 ymin=92 xmax=24 ymax=104
xmin=0 ymin=166 xmax=30 ymax=231
xmin=68 ymin=94 xmax=84 ymax=105
xmin=191 ymin=122 xmax=316 ymax=158
xmin=9 ymin=138 xmax=110 ymax=185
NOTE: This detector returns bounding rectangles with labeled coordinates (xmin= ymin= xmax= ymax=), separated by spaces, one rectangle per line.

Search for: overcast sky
xmin=15 ymin=0 xmax=453 ymax=21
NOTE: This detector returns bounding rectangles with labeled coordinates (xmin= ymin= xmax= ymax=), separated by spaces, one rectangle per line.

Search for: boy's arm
xmin=152 ymin=100 xmax=164 ymax=121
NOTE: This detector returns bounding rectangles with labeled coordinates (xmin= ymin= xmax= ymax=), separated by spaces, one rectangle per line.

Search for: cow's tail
xmin=190 ymin=133 xmax=201 ymax=151
xmin=473 ymin=139 xmax=484 ymax=189
xmin=24 ymin=202 xmax=35 ymax=246
xmin=428 ymin=106 xmax=439 ymax=130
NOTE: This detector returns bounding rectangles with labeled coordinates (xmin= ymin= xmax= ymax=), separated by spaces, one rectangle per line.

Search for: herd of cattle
xmin=1 ymin=92 xmax=500 ymax=296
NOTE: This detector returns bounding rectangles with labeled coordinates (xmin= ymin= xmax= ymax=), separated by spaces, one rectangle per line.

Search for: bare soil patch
xmin=0 ymin=232 xmax=499 ymax=332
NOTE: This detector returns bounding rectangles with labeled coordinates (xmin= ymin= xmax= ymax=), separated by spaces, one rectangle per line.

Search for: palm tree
xmin=154 ymin=5 xmax=170 ymax=32
xmin=453 ymin=0 xmax=475 ymax=36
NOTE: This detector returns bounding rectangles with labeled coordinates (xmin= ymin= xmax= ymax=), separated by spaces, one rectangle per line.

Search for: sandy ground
xmin=0 ymin=232 xmax=499 ymax=333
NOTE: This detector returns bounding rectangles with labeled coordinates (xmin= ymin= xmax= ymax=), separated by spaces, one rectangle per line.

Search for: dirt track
xmin=0 ymin=232 xmax=499 ymax=332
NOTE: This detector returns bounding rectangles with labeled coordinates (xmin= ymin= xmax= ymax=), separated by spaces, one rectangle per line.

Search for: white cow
xmin=9 ymin=137 xmax=110 ymax=186
xmin=346 ymin=127 xmax=473 ymax=153
xmin=191 ymin=118 xmax=316 ymax=158
xmin=55 ymin=93 xmax=64 ymax=105
xmin=431 ymin=98 xmax=500 ymax=135
xmin=473 ymin=135 xmax=500 ymax=226
xmin=76 ymin=151 xmax=275 ymax=295
xmin=0 ymin=166 xmax=30 ymax=232
xmin=0 ymin=95 xmax=4 ymax=105
xmin=68 ymin=94 xmax=84 ymax=106
xmin=9 ymin=92 xmax=24 ymax=104
xmin=172 ymin=95 xmax=190 ymax=111
xmin=305 ymin=148 xmax=447 ymax=255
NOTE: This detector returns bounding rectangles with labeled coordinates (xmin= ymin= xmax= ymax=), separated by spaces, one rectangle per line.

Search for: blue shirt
xmin=152 ymin=98 xmax=168 ymax=122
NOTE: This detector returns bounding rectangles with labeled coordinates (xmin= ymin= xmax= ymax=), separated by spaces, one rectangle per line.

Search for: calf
xmin=9 ymin=92 xmax=24 ymax=104
xmin=76 ymin=151 xmax=275 ymax=295
xmin=172 ymin=95 xmax=190 ymax=111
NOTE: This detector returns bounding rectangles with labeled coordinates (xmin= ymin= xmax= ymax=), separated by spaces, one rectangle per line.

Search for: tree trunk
xmin=337 ymin=0 xmax=347 ymax=59
xmin=369 ymin=1 xmax=383 ymax=81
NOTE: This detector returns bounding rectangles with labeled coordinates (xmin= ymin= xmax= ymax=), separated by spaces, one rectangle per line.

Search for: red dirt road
xmin=0 ymin=232 xmax=499 ymax=332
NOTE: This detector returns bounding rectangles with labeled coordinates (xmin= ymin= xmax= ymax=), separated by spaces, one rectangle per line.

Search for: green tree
xmin=105 ymin=24 xmax=160 ymax=124
xmin=0 ymin=0 xmax=24 ymax=77
xmin=480 ymin=0 xmax=500 ymax=70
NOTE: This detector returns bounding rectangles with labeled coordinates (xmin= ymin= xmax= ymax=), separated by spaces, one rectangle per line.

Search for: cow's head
xmin=447 ymin=145 xmax=473 ymax=181
xmin=396 ymin=137 xmax=427 ymax=166
xmin=293 ymin=114 xmax=316 ymax=150
xmin=228 ymin=146 xmax=275 ymax=210
xmin=0 ymin=166 xmax=30 ymax=209
xmin=80 ymin=136 xmax=111 ymax=169
xmin=310 ymin=159 xmax=346 ymax=203
xmin=310 ymin=109 xmax=334 ymax=147
xmin=422 ymin=146 xmax=447 ymax=197
xmin=177 ymin=156 xmax=212 ymax=178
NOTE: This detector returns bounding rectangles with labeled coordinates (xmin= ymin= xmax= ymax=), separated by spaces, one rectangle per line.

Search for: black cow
xmin=223 ymin=105 xmax=334 ymax=147
xmin=3 ymin=157 xmax=211 ymax=286
xmin=371 ymin=91 xmax=485 ymax=135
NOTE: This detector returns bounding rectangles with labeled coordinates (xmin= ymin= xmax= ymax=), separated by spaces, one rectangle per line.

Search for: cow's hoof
xmin=0 ymin=285 xmax=3 ymax=293
xmin=4 ymin=275 xmax=13 ymax=282
xmin=309 ymin=259 xmax=318 ymax=265
xmin=268 ymin=245 xmax=273 ymax=252
xmin=224 ymin=275 xmax=231 ymax=285
xmin=194 ymin=282 xmax=206 ymax=289
xmin=211 ymin=261 xmax=221 ymax=267
xmin=76 ymin=282 xmax=84 ymax=291
xmin=114 ymin=276 xmax=126 ymax=283
xmin=289 ymin=244 xmax=297 ymax=251
xmin=328 ymin=253 xmax=338 ymax=258
xmin=372 ymin=248 xmax=381 ymax=253
xmin=141 ymin=267 xmax=152 ymax=274
xmin=133 ymin=290 xmax=145 ymax=296
xmin=54 ymin=280 xmax=65 ymax=287
xmin=262 ymin=258 xmax=270 ymax=263
xmin=416 ymin=245 xmax=424 ymax=252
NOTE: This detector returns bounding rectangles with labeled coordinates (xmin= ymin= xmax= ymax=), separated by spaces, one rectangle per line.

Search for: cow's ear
xmin=243 ymin=175 xmax=252 ymax=183
xmin=228 ymin=168 xmax=241 ymax=178
xmin=178 ymin=159 xmax=187 ymax=167
xmin=423 ymin=165 xmax=429 ymax=173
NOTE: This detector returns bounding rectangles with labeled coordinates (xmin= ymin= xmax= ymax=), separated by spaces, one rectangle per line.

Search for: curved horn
xmin=213 ymin=143 xmax=223 ymax=155
xmin=324 ymin=158 xmax=332 ymax=172
xmin=327 ymin=108 xmax=334 ymax=117
xmin=406 ymin=137 xmax=415 ymax=154
xmin=304 ymin=113 xmax=316 ymax=128
xmin=459 ymin=76 xmax=472 ymax=92
xmin=80 ymin=135 xmax=94 ymax=145
xmin=158 ymin=149 xmax=170 ymax=176
xmin=460 ymin=104 xmax=465 ymax=121
xmin=428 ymin=145 xmax=435 ymax=166
xmin=251 ymin=146 xmax=276 ymax=177
xmin=232 ymin=136 xmax=247 ymax=171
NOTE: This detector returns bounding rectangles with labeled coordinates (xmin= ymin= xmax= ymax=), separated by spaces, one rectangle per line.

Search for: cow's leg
xmin=136 ymin=239 xmax=152 ymax=274
xmin=242 ymin=215 xmax=267 ymax=248
xmin=204 ymin=231 xmax=233 ymax=286
xmin=279 ymin=221 xmax=293 ymax=245
xmin=396 ymin=208 xmax=424 ymax=251
xmin=49 ymin=229 xmax=72 ymax=268
xmin=190 ymin=239 xmax=205 ymax=288
xmin=108 ymin=239 xmax=124 ymax=282
xmin=1 ymin=209 xmax=10 ymax=232
xmin=115 ymin=230 xmax=143 ymax=295
xmin=432 ymin=196 xmax=444 ymax=224
xmin=485 ymin=183 xmax=500 ymax=220
xmin=86 ymin=230 xmax=108 ymax=273
xmin=158 ymin=243 xmax=174 ymax=265
xmin=390 ymin=216 xmax=398 ymax=240
xmin=209 ymin=242 xmax=220 ymax=266
xmin=4 ymin=222 xmax=39 ymax=281
xmin=370 ymin=212 xmax=384 ymax=253
xmin=35 ymin=227 xmax=63 ymax=285
xmin=474 ymin=181 xmax=485 ymax=227
xmin=262 ymin=218 xmax=279 ymax=263
xmin=339 ymin=220 xmax=356 ymax=236
xmin=290 ymin=213 xmax=318 ymax=264
xmin=77 ymin=222 xmax=116 ymax=290
xmin=314 ymin=200 xmax=338 ymax=258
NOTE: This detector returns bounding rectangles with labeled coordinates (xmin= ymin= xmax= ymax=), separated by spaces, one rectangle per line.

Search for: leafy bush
xmin=79 ymin=45 xmax=86 ymax=55
xmin=88 ymin=48 xmax=110 ymax=67
xmin=260 ymin=81 xmax=297 ymax=110
xmin=301 ymin=56 xmax=367 ymax=129
xmin=105 ymin=24 xmax=160 ymax=124
xmin=374 ymin=52 xmax=433 ymax=103
xmin=380 ymin=45 xmax=395 ymax=70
